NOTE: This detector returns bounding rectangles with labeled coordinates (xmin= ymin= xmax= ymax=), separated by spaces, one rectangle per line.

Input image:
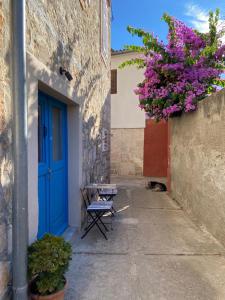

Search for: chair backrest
xmin=80 ymin=188 xmax=91 ymax=209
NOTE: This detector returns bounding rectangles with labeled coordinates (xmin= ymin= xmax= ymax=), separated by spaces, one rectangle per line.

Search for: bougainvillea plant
xmin=120 ymin=9 xmax=225 ymax=121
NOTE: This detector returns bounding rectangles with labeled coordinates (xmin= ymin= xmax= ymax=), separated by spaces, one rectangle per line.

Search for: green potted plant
xmin=28 ymin=234 xmax=72 ymax=300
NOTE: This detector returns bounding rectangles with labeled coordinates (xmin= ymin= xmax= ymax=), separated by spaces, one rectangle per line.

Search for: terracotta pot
xmin=30 ymin=282 xmax=67 ymax=300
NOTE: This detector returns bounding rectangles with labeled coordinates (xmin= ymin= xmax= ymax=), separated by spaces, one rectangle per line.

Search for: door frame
xmin=38 ymin=92 xmax=69 ymax=238
xmin=27 ymin=52 xmax=82 ymax=243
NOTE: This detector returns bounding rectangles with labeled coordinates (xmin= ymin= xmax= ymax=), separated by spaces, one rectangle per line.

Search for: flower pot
xmin=30 ymin=281 xmax=67 ymax=300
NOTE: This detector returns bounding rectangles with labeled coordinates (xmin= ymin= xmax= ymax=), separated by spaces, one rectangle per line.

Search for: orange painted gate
xmin=143 ymin=119 xmax=168 ymax=177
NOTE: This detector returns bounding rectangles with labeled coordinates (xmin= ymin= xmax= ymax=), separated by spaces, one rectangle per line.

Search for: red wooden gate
xmin=143 ymin=119 xmax=168 ymax=177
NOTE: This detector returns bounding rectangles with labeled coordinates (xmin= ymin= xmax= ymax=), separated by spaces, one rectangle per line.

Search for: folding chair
xmin=98 ymin=187 xmax=118 ymax=214
xmin=80 ymin=188 xmax=113 ymax=240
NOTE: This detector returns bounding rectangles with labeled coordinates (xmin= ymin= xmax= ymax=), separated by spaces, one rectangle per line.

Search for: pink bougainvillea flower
xmin=127 ymin=11 xmax=225 ymax=121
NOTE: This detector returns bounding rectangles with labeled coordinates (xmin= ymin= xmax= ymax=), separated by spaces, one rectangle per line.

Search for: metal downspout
xmin=11 ymin=0 xmax=28 ymax=299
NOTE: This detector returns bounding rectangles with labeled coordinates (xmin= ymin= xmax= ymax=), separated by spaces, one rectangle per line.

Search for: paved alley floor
xmin=66 ymin=177 xmax=225 ymax=300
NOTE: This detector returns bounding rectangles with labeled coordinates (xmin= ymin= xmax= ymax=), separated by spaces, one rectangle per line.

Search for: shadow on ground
xmin=66 ymin=177 xmax=225 ymax=300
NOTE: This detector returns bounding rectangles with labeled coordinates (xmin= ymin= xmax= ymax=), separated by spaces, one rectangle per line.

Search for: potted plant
xmin=28 ymin=234 xmax=72 ymax=300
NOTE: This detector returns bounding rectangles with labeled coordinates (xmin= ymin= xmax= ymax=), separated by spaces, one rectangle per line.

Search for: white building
xmin=111 ymin=50 xmax=145 ymax=176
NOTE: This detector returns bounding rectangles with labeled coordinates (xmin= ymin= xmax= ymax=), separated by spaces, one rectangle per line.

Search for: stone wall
xmin=111 ymin=128 xmax=144 ymax=176
xmin=0 ymin=1 xmax=111 ymax=297
xmin=26 ymin=0 xmax=111 ymax=184
xmin=170 ymin=89 xmax=225 ymax=247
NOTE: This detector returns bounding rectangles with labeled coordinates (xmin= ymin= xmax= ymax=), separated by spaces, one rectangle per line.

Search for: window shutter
xmin=111 ymin=69 xmax=117 ymax=94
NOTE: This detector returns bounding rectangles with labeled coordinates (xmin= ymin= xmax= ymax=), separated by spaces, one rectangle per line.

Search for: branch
xmin=119 ymin=58 xmax=145 ymax=69
xmin=124 ymin=45 xmax=146 ymax=53
xmin=127 ymin=26 xmax=165 ymax=54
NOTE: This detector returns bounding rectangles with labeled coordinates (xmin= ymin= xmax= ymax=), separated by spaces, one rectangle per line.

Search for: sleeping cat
xmin=147 ymin=181 xmax=167 ymax=192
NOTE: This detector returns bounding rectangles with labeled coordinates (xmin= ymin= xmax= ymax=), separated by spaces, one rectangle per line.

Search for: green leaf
xmin=126 ymin=26 xmax=165 ymax=54
xmin=162 ymin=13 xmax=174 ymax=31
xmin=124 ymin=45 xmax=146 ymax=53
xmin=208 ymin=8 xmax=220 ymax=46
xmin=213 ymin=79 xmax=225 ymax=87
xmin=119 ymin=58 xmax=146 ymax=69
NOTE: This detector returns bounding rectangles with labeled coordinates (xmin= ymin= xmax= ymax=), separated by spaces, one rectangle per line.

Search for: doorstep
xmin=62 ymin=226 xmax=80 ymax=244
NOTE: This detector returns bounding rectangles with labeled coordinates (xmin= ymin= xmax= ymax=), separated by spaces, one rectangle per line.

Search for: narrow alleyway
xmin=66 ymin=177 xmax=225 ymax=300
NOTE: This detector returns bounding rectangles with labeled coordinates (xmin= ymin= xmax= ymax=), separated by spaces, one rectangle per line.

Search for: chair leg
xmin=94 ymin=213 xmax=108 ymax=239
xmin=81 ymin=221 xmax=107 ymax=240
xmin=89 ymin=211 xmax=109 ymax=232
xmin=81 ymin=212 xmax=108 ymax=240
xmin=84 ymin=216 xmax=96 ymax=232
xmin=98 ymin=214 xmax=109 ymax=232
xmin=112 ymin=206 xmax=116 ymax=213
xmin=111 ymin=212 xmax=113 ymax=231
xmin=85 ymin=211 xmax=110 ymax=231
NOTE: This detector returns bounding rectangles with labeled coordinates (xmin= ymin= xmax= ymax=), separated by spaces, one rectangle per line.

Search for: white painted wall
xmin=111 ymin=52 xmax=145 ymax=129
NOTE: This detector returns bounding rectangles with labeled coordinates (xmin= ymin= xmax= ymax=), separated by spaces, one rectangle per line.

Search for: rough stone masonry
xmin=0 ymin=1 xmax=111 ymax=298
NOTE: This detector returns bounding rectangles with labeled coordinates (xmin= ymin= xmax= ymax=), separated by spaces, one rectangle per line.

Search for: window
xmin=101 ymin=0 xmax=109 ymax=63
xmin=38 ymin=104 xmax=44 ymax=163
xmin=111 ymin=69 xmax=117 ymax=94
xmin=52 ymin=107 xmax=62 ymax=161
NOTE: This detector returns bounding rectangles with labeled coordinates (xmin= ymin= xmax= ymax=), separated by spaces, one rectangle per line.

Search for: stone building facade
xmin=111 ymin=51 xmax=145 ymax=176
xmin=0 ymin=0 xmax=111 ymax=298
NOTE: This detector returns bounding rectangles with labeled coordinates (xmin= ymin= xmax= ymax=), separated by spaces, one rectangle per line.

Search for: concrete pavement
xmin=66 ymin=177 xmax=225 ymax=300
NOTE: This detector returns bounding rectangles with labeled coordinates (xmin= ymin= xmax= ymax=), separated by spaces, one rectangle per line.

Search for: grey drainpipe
xmin=11 ymin=0 xmax=28 ymax=299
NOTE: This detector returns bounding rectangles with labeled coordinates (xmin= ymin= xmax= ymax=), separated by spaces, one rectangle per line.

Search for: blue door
xmin=38 ymin=91 xmax=68 ymax=238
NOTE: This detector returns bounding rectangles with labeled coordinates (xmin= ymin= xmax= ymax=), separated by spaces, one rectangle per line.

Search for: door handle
xmin=48 ymin=168 xmax=52 ymax=174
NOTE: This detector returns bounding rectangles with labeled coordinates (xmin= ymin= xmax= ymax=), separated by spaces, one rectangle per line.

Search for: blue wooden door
xmin=38 ymin=92 xmax=68 ymax=238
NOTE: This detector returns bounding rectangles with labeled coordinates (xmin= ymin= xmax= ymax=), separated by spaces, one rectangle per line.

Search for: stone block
xmin=111 ymin=128 xmax=144 ymax=176
xmin=0 ymin=262 xmax=10 ymax=299
xmin=0 ymin=224 xmax=7 ymax=256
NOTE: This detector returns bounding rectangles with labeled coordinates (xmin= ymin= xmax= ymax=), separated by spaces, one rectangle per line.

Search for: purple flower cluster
xmin=215 ymin=45 xmax=225 ymax=59
xmin=163 ymin=104 xmax=181 ymax=117
xmin=135 ymin=15 xmax=225 ymax=120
